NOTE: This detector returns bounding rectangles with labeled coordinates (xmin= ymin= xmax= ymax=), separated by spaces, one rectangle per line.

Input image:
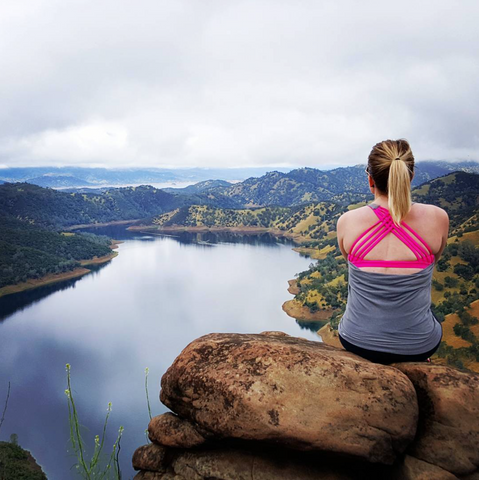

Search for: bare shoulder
xmin=411 ymin=203 xmax=449 ymax=223
xmin=337 ymin=206 xmax=372 ymax=226
xmin=410 ymin=204 xmax=449 ymax=243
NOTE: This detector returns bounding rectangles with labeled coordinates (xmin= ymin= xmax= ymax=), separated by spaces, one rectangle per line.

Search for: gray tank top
xmin=338 ymin=263 xmax=442 ymax=354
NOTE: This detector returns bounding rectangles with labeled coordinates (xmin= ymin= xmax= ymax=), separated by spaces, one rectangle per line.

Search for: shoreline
xmin=0 ymin=246 xmax=119 ymax=299
xmin=67 ymin=219 xmax=142 ymax=230
xmin=281 ymin=298 xmax=333 ymax=322
xmin=127 ymin=224 xmax=310 ymax=245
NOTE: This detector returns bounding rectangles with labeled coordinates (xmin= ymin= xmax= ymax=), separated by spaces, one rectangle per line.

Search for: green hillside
xmin=412 ymin=172 xmax=479 ymax=229
xmin=152 ymin=202 xmax=344 ymax=241
xmin=0 ymin=215 xmax=113 ymax=290
xmin=0 ymin=183 xmax=187 ymax=228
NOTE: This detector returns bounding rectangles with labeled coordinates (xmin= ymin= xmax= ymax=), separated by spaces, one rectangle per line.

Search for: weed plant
xmin=144 ymin=367 xmax=152 ymax=443
xmin=65 ymin=364 xmax=123 ymax=479
xmin=0 ymin=382 xmax=10 ymax=435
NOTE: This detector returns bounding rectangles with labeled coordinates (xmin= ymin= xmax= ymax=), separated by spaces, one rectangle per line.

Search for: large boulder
xmin=148 ymin=412 xmax=206 ymax=448
xmin=394 ymin=363 xmax=479 ymax=476
xmin=160 ymin=332 xmax=418 ymax=464
xmin=132 ymin=443 xmax=168 ymax=474
xmin=133 ymin=442 xmax=394 ymax=480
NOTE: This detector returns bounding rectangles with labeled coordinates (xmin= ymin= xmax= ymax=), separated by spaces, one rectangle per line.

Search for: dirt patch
xmin=317 ymin=323 xmax=343 ymax=349
xmin=80 ymin=251 xmax=118 ymax=266
xmin=282 ymin=299 xmax=333 ymax=321
xmin=287 ymin=279 xmax=300 ymax=295
xmin=67 ymin=219 xmax=142 ymax=230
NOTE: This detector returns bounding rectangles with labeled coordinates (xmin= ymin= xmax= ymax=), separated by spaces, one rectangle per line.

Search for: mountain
xmin=412 ymin=171 xmax=479 ymax=229
xmin=144 ymin=172 xmax=479 ymax=242
xmin=0 ymin=182 xmax=242 ymax=228
xmin=0 ymin=167 xmax=182 ymax=185
xmin=162 ymin=179 xmax=233 ymax=195
xmin=26 ymin=175 xmax=96 ymax=188
xmin=205 ymin=167 xmax=367 ymax=207
xmin=0 ymin=183 xmax=182 ymax=228
xmin=200 ymin=161 xmax=479 ymax=207
xmin=0 ymin=167 xmax=292 ymax=188
xmin=1 ymin=161 xmax=476 ymax=191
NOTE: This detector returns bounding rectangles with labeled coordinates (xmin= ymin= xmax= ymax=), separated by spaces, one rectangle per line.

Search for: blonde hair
xmin=367 ymin=139 xmax=414 ymax=224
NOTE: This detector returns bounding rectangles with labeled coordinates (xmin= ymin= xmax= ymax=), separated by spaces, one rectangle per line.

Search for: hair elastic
xmin=394 ymin=157 xmax=401 ymax=161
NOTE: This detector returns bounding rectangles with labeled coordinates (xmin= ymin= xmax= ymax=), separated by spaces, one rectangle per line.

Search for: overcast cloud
xmin=0 ymin=0 xmax=478 ymax=169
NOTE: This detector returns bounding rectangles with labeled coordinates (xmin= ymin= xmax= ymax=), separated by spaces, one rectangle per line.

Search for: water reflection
xmin=0 ymin=263 xmax=110 ymax=323
xmin=0 ymin=228 xmax=317 ymax=479
xmin=295 ymin=319 xmax=328 ymax=332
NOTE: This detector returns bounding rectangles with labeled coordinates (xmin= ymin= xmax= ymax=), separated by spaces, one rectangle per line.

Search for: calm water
xmin=0 ymin=227 xmax=319 ymax=479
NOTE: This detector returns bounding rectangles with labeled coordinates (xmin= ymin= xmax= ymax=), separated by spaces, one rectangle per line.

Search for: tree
xmin=444 ymin=276 xmax=459 ymax=288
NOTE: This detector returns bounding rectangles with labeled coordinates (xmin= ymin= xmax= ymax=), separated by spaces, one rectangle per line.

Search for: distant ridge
xmin=0 ymin=161 xmax=477 ymax=189
xmin=0 ymin=166 xmax=292 ymax=188
xmin=196 ymin=161 xmax=479 ymax=207
xmin=162 ymin=179 xmax=232 ymax=195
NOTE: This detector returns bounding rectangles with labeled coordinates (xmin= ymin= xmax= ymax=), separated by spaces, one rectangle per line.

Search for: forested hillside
xmin=152 ymin=202 xmax=343 ymax=241
xmin=0 ymin=215 xmax=112 ymax=289
xmin=0 ymin=183 xmax=184 ymax=228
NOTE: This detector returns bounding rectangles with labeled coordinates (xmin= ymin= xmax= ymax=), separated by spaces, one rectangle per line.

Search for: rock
xmin=133 ymin=442 xmax=392 ymax=480
xmin=394 ymin=363 xmax=479 ymax=476
xmin=391 ymin=455 xmax=458 ymax=480
xmin=160 ymin=332 xmax=418 ymax=464
xmin=132 ymin=443 xmax=168 ymax=473
xmin=461 ymin=472 xmax=479 ymax=480
xmin=170 ymin=446 xmax=351 ymax=480
xmin=134 ymin=471 xmax=166 ymax=480
xmin=148 ymin=413 xmax=206 ymax=448
xmin=259 ymin=331 xmax=291 ymax=337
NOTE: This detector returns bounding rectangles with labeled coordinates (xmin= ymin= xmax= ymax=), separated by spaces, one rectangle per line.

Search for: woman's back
xmin=336 ymin=138 xmax=449 ymax=363
xmin=338 ymin=201 xmax=448 ymax=275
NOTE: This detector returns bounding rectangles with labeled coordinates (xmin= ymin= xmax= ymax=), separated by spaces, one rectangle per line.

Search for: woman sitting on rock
xmin=336 ymin=139 xmax=449 ymax=364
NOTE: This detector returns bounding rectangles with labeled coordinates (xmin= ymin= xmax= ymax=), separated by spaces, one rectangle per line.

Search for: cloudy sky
xmin=1 ymin=0 xmax=478 ymax=169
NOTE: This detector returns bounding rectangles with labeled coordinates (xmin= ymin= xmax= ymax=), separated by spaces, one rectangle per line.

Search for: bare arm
xmin=434 ymin=208 xmax=450 ymax=263
xmin=336 ymin=213 xmax=349 ymax=261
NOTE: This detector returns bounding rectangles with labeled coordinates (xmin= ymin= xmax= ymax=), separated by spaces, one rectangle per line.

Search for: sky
xmin=0 ymin=0 xmax=478 ymax=169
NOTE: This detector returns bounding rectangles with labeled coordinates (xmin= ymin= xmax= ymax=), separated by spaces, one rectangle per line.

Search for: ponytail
xmin=367 ymin=139 xmax=414 ymax=224
xmin=388 ymin=157 xmax=412 ymax=224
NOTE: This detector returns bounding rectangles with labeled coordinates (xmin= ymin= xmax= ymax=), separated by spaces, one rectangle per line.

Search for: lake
xmin=0 ymin=227 xmax=320 ymax=479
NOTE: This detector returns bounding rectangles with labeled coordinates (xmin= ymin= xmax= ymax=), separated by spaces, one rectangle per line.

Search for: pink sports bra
xmin=348 ymin=204 xmax=435 ymax=269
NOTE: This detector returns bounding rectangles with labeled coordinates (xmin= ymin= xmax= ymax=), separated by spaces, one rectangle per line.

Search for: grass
xmin=0 ymin=382 xmax=10 ymax=435
xmin=65 ymin=364 xmax=123 ymax=479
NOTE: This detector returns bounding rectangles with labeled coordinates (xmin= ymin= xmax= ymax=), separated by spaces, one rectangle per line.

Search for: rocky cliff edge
xmin=133 ymin=331 xmax=479 ymax=480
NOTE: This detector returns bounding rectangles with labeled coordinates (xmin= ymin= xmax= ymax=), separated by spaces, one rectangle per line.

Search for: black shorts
xmin=338 ymin=334 xmax=442 ymax=365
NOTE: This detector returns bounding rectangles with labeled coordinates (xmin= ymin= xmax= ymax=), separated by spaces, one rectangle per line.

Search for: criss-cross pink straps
xmin=348 ymin=206 xmax=435 ymax=269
